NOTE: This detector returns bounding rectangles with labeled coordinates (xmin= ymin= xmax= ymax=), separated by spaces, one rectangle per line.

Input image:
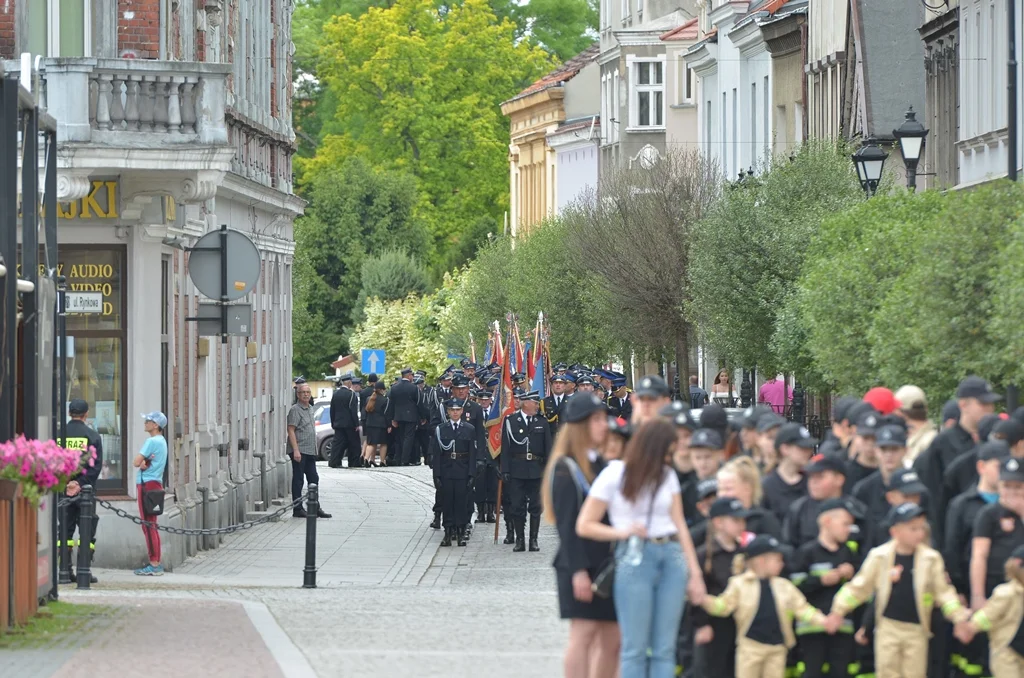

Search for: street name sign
xmin=65 ymin=291 xmax=103 ymax=313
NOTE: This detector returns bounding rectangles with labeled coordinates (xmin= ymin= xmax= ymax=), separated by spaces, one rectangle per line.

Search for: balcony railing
xmin=6 ymin=58 xmax=231 ymax=148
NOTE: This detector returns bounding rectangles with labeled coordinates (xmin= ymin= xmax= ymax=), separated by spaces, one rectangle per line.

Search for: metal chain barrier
xmin=93 ymin=493 xmax=308 ymax=536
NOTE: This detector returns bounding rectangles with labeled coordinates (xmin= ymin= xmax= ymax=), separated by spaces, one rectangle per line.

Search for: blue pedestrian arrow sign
xmin=360 ymin=349 xmax=385 ymax=375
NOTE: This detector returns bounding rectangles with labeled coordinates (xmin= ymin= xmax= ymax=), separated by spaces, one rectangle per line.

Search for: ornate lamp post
xmin=893 ymin=106 xmax=928 ymax=192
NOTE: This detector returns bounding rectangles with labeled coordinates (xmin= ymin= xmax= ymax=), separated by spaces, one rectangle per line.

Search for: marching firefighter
xmin=430 ymin=399 xmax=478 ymax=547
xmin=59 ymin=399 xmax=104 ymax=584
xmin=501 ymin=390 xmax=551 ymax=552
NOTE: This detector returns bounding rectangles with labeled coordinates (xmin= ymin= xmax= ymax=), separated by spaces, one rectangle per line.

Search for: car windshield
xmin=314 ymin=405 xmax=331 ymax=425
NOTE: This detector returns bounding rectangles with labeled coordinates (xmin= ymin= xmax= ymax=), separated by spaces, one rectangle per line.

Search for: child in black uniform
xmin=792 ymin=498 xmax=860 ymax=678
xmin=692 ymin=497 xmax=747 ymax=677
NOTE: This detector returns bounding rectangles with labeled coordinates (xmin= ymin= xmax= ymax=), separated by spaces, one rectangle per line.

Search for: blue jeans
xmin=613 ymin=539 xmax=688 ymax=678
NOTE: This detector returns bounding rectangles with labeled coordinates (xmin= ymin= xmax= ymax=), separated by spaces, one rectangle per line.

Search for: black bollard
xmin=58 ymin=498 xmax=72 ymax=585
xmin=303 ymin=484 xmax=318 ymax=589
xmin=76 ymin=485 xmax=95 ymax=589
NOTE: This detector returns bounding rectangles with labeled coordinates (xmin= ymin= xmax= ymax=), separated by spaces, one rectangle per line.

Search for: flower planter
xmin=0 ymin=478 xmax=18 ymax=501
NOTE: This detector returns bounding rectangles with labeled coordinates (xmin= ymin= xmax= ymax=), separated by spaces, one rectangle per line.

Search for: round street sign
xmin=187 ymin=228 xmax=261 ymax=301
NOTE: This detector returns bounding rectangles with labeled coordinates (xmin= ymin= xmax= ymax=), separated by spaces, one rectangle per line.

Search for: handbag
xmin=141 ymin=485 xmax=166 ymax=516
xmin=591 ymin=470 xmax=662 ymax=599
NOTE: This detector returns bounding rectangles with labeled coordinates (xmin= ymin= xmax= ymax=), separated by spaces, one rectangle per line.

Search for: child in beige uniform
xmin=702 ymin=534 xmax=827 ymax=678
xmin=825 ymin=503 xmax=970 ymax=678
xmin=957 ymin=544 xmax=1024 ymax=678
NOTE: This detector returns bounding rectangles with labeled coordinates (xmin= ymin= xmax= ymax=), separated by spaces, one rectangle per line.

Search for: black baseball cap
xmin=562 ymin=393 xmax=606 ymax=423
xmin=697 ymin=478 xmax=719 ymax=500
xmin=992 ymin=418 xmax=1024 ymax=446
xmin=887 ymin=502 xmax=926 ymax=525
xmin=635 ymin=375 xmax=670 ymax=399
xmin=700 ymin=404 xmax=729 ymax=433
xmin=876 ymin=425 xmax=908 ymax=448
xmin=834 ymin=396 xmax=860 ymax=424
xmin=774 ymin=422 xmax=818 ymax=449
xmin=887 ymin=468 xmax=927 ymax=495
xmin=745 ymin=534 xmax=788 ymax=559
xmin=956 ymin=376 xmax=1001 ymax=403
xmin=709 ymin=497 xmax=750 ymax=519
xmin=757 ymin=413 xmax=787 ymax=433
xmin=942 ymin=399 xmax=961 ymax=423
xmin=741 ymin=405 xmax=774 ymax=430
xmin=817 ymin=497 xmax=861 ymax=519
xmin=690 ymin=428 xmax=724 ymax=450
xmin=804 ymin=453 xmax=847 ymax=476
xmin=854 ymin=409 xmax=882 ymax=437
xmin=69 ymin=399 xmax=90 ymax=415
xmin=977 ymin=439 xmax=1011 ymax=462
xmin=1000 ymin=457 xmax=1024 ymax=482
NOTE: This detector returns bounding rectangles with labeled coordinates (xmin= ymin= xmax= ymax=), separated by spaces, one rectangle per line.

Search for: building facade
xmin=954 ymin=0 xmax=1023 ymax=187
xmin=2 ymin=0 xmax=302 ymax=568
xmin=501 ymin=44 xmax=600 ymax=237
xmin=661 ymin=19 xmax=701 ymax=152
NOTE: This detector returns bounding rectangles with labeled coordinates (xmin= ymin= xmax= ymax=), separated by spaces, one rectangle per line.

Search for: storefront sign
xmin=56 ymin=180 xmax=119 ymax=219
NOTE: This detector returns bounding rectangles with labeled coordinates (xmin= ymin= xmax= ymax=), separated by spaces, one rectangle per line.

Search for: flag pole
xmin=469 ymin=333 xmax=476 ymax=363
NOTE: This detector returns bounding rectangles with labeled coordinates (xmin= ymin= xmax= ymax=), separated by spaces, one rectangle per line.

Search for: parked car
xmin=313 ymin=398 xmax=333 ymax=461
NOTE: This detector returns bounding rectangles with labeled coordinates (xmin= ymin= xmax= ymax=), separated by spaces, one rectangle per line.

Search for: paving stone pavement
xmin=30 ymin=463 xmax=569 ymax=678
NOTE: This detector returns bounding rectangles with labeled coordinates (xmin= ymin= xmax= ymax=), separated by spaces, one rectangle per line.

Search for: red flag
xmin=487 ymin=326 xmax=516 ymax=457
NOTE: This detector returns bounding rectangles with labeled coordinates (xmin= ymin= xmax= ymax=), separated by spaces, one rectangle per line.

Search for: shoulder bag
xmin=141 ymin=484 xmax=165 ymax=516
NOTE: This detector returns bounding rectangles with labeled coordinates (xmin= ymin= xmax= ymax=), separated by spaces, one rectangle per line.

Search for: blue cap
xmin=142 ymin=411 xmax=168 ymax=429
xmin=564 ymin=372 xmax=577 ymax=383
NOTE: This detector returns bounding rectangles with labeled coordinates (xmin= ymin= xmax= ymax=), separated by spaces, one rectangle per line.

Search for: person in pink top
xmin=758 ymin=375 xmax=792 ymax=414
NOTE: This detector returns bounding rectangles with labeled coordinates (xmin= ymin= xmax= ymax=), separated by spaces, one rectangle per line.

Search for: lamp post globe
xmin=851 ymin=138 xmax=888 ymax=198
xmin=893 ymin=106 xmax=928 ymax=191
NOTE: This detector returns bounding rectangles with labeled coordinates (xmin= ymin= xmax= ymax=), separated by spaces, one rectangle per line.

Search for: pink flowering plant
xmin=0 ymin=436 xmax=96 ymax=504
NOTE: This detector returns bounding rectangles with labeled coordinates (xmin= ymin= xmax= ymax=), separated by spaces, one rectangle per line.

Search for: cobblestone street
xmin=3 ymin=465 xmax=566 ymax=678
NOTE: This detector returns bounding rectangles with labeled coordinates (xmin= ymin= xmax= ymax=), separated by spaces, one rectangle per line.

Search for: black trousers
xmin=441 ymin=477 xmax=469 ymax=528
xmin=59 ymin=499 xmax=98 ymax=560
xmin=432 ymin=475 xmax=442 ymax=513
xmin=330 ymin=427 xmax=361 ymax=467
xmin=508 ymin=477 xmax=541 ymax=519
xmin=395 ymin=422 xmax=417 ymax=465
xmin=415 ymin=429 xmax=430 ymax=465
xmin=799 ymin=632 xmax=855 ymax=678
xmin=291 ymin=454 xmax=319 ymax=503
xmin=475 ymin=464 xmax=498 ymax=503
xmin=691 ymin=616 xmax=736 ymax=677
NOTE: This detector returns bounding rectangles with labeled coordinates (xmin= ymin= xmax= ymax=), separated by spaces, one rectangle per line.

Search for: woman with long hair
xmin=710 ymin=369 xmax=737 ymax=407
xmin=577 ymin=418 xmax=707 ymax=678
xmin=543 ymin=393 xmax=620 ymax=678
xmin=362 ymin=381 xmax=390 ymax=467
xmin=716 ymin=456 xmax=782 ymax=538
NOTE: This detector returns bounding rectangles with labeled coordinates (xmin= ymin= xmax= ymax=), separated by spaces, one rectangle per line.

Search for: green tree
xmin=491 ymin=0 xmax=599 ymax=61
xmin=438 ymin=236 xmax=514 ymax=354
xmin=687 ymin=141 xmax=863 ymax=377
xmin=309 ymin=0 xmax=553 ymax=273
xmin=795 ymin=190 xmax=947 ymax=395
xmin=293 ymin=157 xmax=431 ymax=373
xmin=349 ymin=294 xmax=448 ymax=379
xmin=352 ymin=249 xmax=431 ymax=324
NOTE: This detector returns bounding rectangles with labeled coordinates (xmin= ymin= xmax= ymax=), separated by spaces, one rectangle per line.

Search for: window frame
xmin=628 ymin=56 xmax=667 ymax=130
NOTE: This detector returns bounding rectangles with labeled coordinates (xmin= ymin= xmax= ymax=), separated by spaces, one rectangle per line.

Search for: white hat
xmin=894 ymin=385 xmax=927 ymax=412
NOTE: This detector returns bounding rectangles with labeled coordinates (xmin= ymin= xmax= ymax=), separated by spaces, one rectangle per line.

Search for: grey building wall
xmin=565 ymin=61 xmax=601 ymax=119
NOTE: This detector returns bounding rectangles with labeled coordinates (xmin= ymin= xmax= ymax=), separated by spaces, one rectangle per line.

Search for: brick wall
xmin=0 ymin=0 xmax=15 ymax=60
xmin=119 ymin=0 xmax=161 ymax=58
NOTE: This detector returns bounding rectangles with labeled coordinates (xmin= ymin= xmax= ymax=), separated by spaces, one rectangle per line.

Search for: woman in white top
xmin=710 ymin=368 xmax=737 ymax=406
xmin=577 ymin=418 xmax=706 ymax=678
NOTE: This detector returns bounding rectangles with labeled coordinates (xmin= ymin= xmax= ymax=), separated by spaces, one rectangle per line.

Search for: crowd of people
xmin=292 ymin=364 xmax=1024 ymax=678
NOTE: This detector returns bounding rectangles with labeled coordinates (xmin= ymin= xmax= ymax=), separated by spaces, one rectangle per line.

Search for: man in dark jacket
xmin=913 ymin=376 xmax=998 ymax=543
xmin=59 ymin=399 xmax=104 ymax=583
xmin=389 ymin=368 xmax=423 ymax=466
xmin=329 ymin=375 xmax=362 ymax=468
xmin=431 ymin=399 xmax=478 ymax=547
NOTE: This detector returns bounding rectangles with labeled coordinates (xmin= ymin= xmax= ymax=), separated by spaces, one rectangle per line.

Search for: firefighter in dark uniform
xmin=501 ymin=390 xmax=551 ymax=552
xmin=606 ymin=374 xmax=633 ymax=421
xmin=474 ymin=390 xmax=498 ymax=523
xmin=452 ymin=375 xmax=487 ymax=527
xmin=430 ymin=399 xmax=478 ymax=547
xmin=59 ymin=399 xmax=103 ymax=583
xmin=413 ymin=375 xmax=432 ymax=466
xmin=542 ymin=375 xmax=570 ymax=437
xmin=426 ymin=371 xmax=451 ymax=530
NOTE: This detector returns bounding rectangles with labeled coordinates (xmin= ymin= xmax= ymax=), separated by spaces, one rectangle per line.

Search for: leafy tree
xmin=292 ymin=157 xmax=431 ymax=372
xmin=349 ymin=294 xmax=448 ymax=379
xmin=352 ymin=249 xmax=431 ymax=324
xmin=491 ymin=0 xmax=599 ymax=61
xmin=309 ymin=0 xmax=553 ymax=273
xmin=687 ymin=141 xmax=863 ymax=377
xmin=795 ymin=190 xmax=947 ymax=395
xmin=438 ymin=236 xmax=514 ymax=354
xmin=563 ymin=150 xmax=722 ymax=400
xmin=989 ymin=186 xmax=1024 ymax=385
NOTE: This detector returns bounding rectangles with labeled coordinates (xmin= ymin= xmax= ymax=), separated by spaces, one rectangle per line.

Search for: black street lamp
xmin=851 ymin=138 xmax=888 ymax=198
xmin=893 ymin=106 xmax=928 ymax=192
